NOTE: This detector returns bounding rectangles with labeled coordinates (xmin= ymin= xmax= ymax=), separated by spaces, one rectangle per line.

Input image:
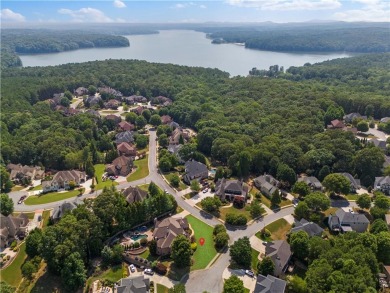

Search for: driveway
xmin=222 ymin=268 xmax=257 ymax=292
xmin=365 ymin=124 xmax=388 ymax=140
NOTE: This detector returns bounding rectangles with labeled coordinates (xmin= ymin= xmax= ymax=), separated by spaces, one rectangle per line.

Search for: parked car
xmin=203 ymin=188 xmax=208 ymax=193
xmin=144 ymin=268 xmax=154 ymax=275
xmin=18 ymin=195 xmax=27 ymax=204
xmin=245 ymin=270 xmax=255 ymax=278
xmin=129 ymin=264 xmax=136 ymax=273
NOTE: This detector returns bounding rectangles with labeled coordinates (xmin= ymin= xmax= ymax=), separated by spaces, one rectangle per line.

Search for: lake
xmin=19 ymin=30 xmax=353 ymax=76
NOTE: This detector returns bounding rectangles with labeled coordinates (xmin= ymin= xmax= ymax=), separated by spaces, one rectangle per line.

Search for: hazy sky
xmin=1 ymin=0 xmax=389 ymax=23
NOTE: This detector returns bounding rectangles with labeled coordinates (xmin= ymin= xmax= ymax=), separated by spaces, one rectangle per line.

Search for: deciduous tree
xmin=257 ymin=256 xmax=275 ymax=276
xmin=171 ymin=235 xmax=192 ymax=268
xmin=229 ymin=237 xmax=251 ymax=268
xmin=305 ymin=192 xmax=330 ymax=212
xmin=0 ymin=193 xmax=14 ymax=216
xmin=223 ymin=275 xmax=245 ymax=293
xmin=322 ymin=173 xmax=350 ymax=195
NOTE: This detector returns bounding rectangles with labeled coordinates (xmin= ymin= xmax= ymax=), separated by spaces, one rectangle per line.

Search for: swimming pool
xmin=130 ymin=234 xmax=147 ymax=241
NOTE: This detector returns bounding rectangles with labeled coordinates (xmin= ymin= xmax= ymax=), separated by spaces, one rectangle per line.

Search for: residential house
xmin=74 ymin=87 xmax=88 ymax=97
xmin=133 ymin=95 xmax=148 ymax=103
xmin=51 ymin=201 xmax=79 ymax=222
xmin=0 ymin=214 xmax=29 ymax=249
xmin=328 ymin=208 xmax=369 ymax=233
xmin=62 ymin=108 xmax=80 ymax=117
xmin=290 ymin=218 xmax=323 ymax=237
xmin=327 ymin=119 xmax=346 ymax=129
xmin=117 ymin=142 xmax=137 ymax=157
xmin=52 ymin=93 xmax=65 ymax=105
xmin=114 ymin=276 xmax=150 ymax=293
xmin=98 ymin=87 xmax=123 ymax=99
xmin=153 ymin=217 xmax=189 ymax=256
xmin=343 ymin=113 xmax=367 ymax=124
xmin=183 ymin=159 xmax=208 ymax=184
xmin=85 ymin=109 xmax=101 ymax=118
xmin=42 ymin=170 xmax=86 ymax=193
xmin=131 ymin=106 xmax=144 ymax=116
xmin=215 ymin=178 xmax=248 ymax=202
xmin=253 ymin=175 xmax=280 ymax=198
xmin=369 ymin=138 xmax=387 ymax=151
xmin=168 ymin=144 xmax=184 ymax=164
xmin=106 ymin=155 xmax=133 ymax=177
xmin=297 ymin=176 xmax=323 ymax=191
xmin=381 ymin=117 xmax=390 ymax=123
xmin=169 ymin=127 xmax=184 ymax=145
xmin=121 ymin=186 xmax=148 ymax=204
xmin=118 ymin=121 xmax=135 ymax=132
xmin=105 ymin=99 xmax=121 ymax=110
xmin=105 ymin=114 xmax=122 ymax=125
xmin=84 ymin=95 xmax=103 ymax=108
xmin=384 ymin=266 xmax=390 ymax=284
xmin=254 ymin=274 xmax=286 ymax=293
xmin=123 ymin=96 xmax=135 ymax=105
xmin=161 ymin=115 xmax=173 ymax=125
xmin=337 ymin=173 xmax=360 ymax=193
xmin=169 ymin=121 xmax=180 ymax=130
xmin=6 ymin=163 xmax=44 ymax=185
xmin=115 ymin=131 xmax=135 ymax=145
xmin=263 ymin=240 xmax=292 ymax=277
xmin=151 ymin=96 xmax=172 ymax=106
xmin=374 ymin=176 xmax=390 ymax=195
xmin=384 ymin=156 xmax=390 ymax=169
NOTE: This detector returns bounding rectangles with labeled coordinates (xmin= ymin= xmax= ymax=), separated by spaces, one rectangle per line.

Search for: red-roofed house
xmin=328 ymin=119 xmax=346 ymax=129
xmin=117 ymin=142 xmax=137 ymax=157
xmin=106 ymin=156 xmax=133 ymax=176
xmin=118 ymin=121 xmax=135 ymax=132
xmin=161 ymin=115 xmax=173 ymax=125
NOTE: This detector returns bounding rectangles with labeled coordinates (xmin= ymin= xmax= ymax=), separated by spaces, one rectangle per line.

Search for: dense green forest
xmin=204 ymin=27 xmax=390 ymax=53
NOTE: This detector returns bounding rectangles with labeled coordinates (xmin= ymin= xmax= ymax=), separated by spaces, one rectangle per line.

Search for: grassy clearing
xmin=101 ymin=110 xmax=119 ymax=114
xmin=0 ymin=242 xmax=27 ymax=287
xmin=24 ymin=189 xmax=83 ymax=205
xmin=94 ymin=164 xmax=118 ymax=190
xmin=85 ymin=264 xmax=125 ymax=289
xmin=346 ymin=194 xmax=360 ymax=200
xmin=42 ymin=210 xmax=51 ymax=228
xmin=156 ymin=283 xmax=169 ymax=293
xmin=138 ymin=184 xmax=150 ymax=192
xmin=163 ymin=172 xmax=187 ymax=191
xmin=29 ymin=268 xmax=66 ymax=293
xmin=219 ymin=205 xmax=252 ymax=221
xmin=186 ymin=215 xmax=217 ymax=271
xmin=11 ymin=185 xmax=25 ymax=191
xmin=127 ymin=156 xmax=149 ymax=182
xmin=13 ymin=212 xmax=35 ymax=220
xmin=184 ymin=192 xmax=197 ymax=199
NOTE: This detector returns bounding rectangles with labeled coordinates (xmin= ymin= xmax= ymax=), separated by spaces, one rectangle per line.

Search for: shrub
xmin=225 ymin=213 xmax=247 ymax=226
xmin=191 ymin=235 xmax=196 ymax=243
xmin=134 ymin=242 xmax=140 ymax=248
xmin=213 ymin=224 xmax=226 ymax=236
xmin=140 ymin=238 xmax=148 ymax=246
xmin=155 ymin=263 xmax=167 ymax=275
xmin=191 ymin=242 xmax=197 ymax=251
xmin=10 ymin=240 xmax=17 ymax=250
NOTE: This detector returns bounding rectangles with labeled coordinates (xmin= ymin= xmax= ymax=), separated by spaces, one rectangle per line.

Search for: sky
xmin=1 ymin=0 xmax=389 ymax=24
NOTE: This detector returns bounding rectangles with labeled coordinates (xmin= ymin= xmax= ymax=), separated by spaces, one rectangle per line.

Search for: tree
xmin=276 ymin=163 xmax=296 ymax=187
xmin=250 ymin=200 xmax=264 ymax=218
xmin=376 ymin=231 xmax=390 ymax=265
xmin=294 ymin=201 xmax=310 ymax=220
xmin=190 ymin=180 xmax=201 ymax=193
xmin=135 ymin=115 xmax=147 ymax=129
xmin=239 ymin=151 xmax=252 ymax=177
xmin=318 ymin=165 xmax=330 ymax=181
xmin=322 ymin=173 xmax=350 ymax=195
xmin=150 ymin=114 xmax=162 ymax=126
xmin=308 ymin=236 xmax=331 ymax=263
xmin=374 ymin=194 xmax=390 ymax=210
xmin=101 ymin=245 xmax=113 ymax=266
xmin=214 ymin=232 xmax=229 ymax=249
xmin=213 ymin=224 xmax=226 ymax=235
xmin=171 ymin=235 xmax=191 ymax=268
xmin=214 ymin=166 xmax=224 ymax=182
xmin=60 ymin=97 xmax=70 ymax=107
xmin=0 ymin=281 xmax=15 ymax=293
xmin=159 ymin=156 xmax=172 ymax=172
xmin=85 ymin=158 xmax=95 ymax=178
xmin=257 ymin=256 xmax=275 ymax=276
xmin=105 ymin=149 xmax=118 ymax=164
xmin=324 ymin=104 xmax=344 ymax=126
xmin=141 ymin=109 xmax=151 ymax=121
xmin=148 ymin=182 xmax=160 ymax=197
xmin=158 ymin=134 xmax=169 ymax=148
xmin=292 ymin=181 xmax=310 ymax=198
xmin=289 ymin=231 xmax=309 ymax=260
xmin=111 ymin=244 xmax=124 ymax=264
xmin=135 ymin=134 xmax=148 ymax=149
xmin=356 ymin=193 xmax=371 ymax=210
xmin=26 ymin=228 xmax=42 ymax=257
xmin=305 ymin=192 xmax=330 ymax=212
xmin=370 ymin=206 xmax=387 ymax=220
xmin=0 ymin=166 xmax=12 ymax=193
xmin=288 ymin=276 xmax=307 ymax=293
xmin=149 ymin=239 xmax=157 ymax=256
xmin=61 ymin=252 xmax=87 ymax=290
xmin=88 ymin=85 xmax=97 ymax=95
xmin=170 ymin=174 xmax=180 ymax=188
xmin=270 ymin=190 xmax=281 ymax=207
xmin=370 ymin=219 xmax=389 ymax=234
xmin=229 ymin=237 xmax=251 ymax=268
xmin=0 ymin=193 xmax=14 ymax=216
xmin=200 ymin=196 xmax=222 ymax=213
xmin=354 ymin=147 xmax=384 ymax=185
xmin=223 ymin=275 xmax=245 ymax=293
xmin=169 ymin=284 xmax=186 ymax=293
xmin=22 ymin=261 xmax=37 ymax=279
xmin=125 ymin=112 xmax=138 ymax=124
xmin=357 ymin=121 xmax=369 ymax=132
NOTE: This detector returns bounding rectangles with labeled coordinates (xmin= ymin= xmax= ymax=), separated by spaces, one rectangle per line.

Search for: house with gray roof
xmin=121 ymin=186 xmax=148 ymax=204
xmin=343 ymin=113 xmax=367 ymax=124
xmin=369 ymin=139 xmax=387 ymax=151
xmin=183 ymin=159 xmax=208 ymax=184
xmin=290 ymin=218 xmax=323 ymax=237
xmin=254 ymin=274 xmax=286 ymax=293
xmin=375 ymin=176 xmax=390 ymax=195
xmin=381 ymin=117 xmax=390 ymax=123
xmin=6 ymin=163 xmax=44 ymax=185
xmin=264 ymin=240 xmax=291 ymax=277
xmin=168 ymin=144 xmax=184 ymax=164
xmin=114 ymin=275 xmax=150 ymax=293
xmin=42 ymin=170 xmax=86 ymax=193
xmin=215 ymin=178 xmax=248 ymax=202
xmin=328 ymin=208 xmax=369 ymax=233
xmin=115 ymin=131 xmax=135 ymax=145
xmin=51 ymin=201 xmax=79 ymax=222
xmin=0 ymin=214 xmax=29 ymax=249
xmin=153 ymin=217 xmax=189 ymax=256
xmin=84 ymin=95 xmax=103 ymax=108
xmin=74 ymin=87 xmax=88 ymax=97
xmin=297 ymin=176 xmax=322 ymax=191
xmin=253 ymin=175 xmax=280 ymax=198
xmin=338 ymin=173 xmax=360 ymax=193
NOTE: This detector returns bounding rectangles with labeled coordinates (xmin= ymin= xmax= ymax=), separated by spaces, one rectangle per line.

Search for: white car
xmin=129 ymin=264 xmax=136 ymax=273
xmin=144 ymin=268 xmax=154 ymax=275
xmin=203 ymin=188 xmax=208 ymax=193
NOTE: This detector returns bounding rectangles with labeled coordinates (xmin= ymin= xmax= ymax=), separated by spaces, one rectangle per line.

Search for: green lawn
xmin=163 ymin=172 xmax=187 ymax=190
xmin=94 ymin=164 xmax=118 ymax=190
xmin=184 ymin=192 xmax=197 ymax=199
xmin=0 ymin=242 xmax=27 ymax=287
xmin=260 ymin=196 xmax=291 ymax=209
xmin=42 ymin=210 xmax=51 ymax=228
xmin=185 ymin=215 xmax=218 ymax=270
xmin=11 ymin=185 xmax=25 ymax=191
xmin=138 ymin=184 xmax=150 ymax=192
xmin=156 ymin=283 xmax=169 ymax=293
xmin=345 ymin=194 xmax=360 ymax=200
xmin=323 ymin=207 xmax=338 ymax=217
xmin=24 ymin=189 xmax=83 ymax=205
xmin=127 ymin=156 xmax=149 ymax=182
xmin=251 ymin=249 xmax=260 ymax=272
xmin=139 ymin=248 xmax=159 ymax=262
xmin=85 ymin=264 xmax=124 ymax=289
xmin=31 ymin=185 xmax=43 ymax=191
xmin=13 ymin=212 xmax=35 ymax=220
xmin=256 ymin=218 xmax=291 ymax=241
xmin=219 ymin=205 xmax=252 ymax=221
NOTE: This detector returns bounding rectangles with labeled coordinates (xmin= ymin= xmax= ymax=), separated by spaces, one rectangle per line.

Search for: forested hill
xmin=0 ymin=29 xmax=131 ymax=69
xmin=204 ymin=27 xmax=390 ymax=53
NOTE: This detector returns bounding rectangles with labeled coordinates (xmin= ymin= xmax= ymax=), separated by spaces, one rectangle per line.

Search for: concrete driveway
xmin=222 ymin=268 xmax=257 ymax=292
xmin=186 ymin=190 xmax=214 ymax=206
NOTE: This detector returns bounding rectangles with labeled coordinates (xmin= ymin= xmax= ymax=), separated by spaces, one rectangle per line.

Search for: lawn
xmin=185 ymin=215 xmax=217 ymax=271
xmin=156 ymin=284 xmax=169 ymax=293
xmin=24 ymin=189 xmax=83 ymax=205
xmin=101 ymin=110 xmax=119 ymax=114
xmin=219 ymin=205 xmax=252 ymax=221
xmin=94 ymin=164 xmax=118 ymax=190
xmin=260 ymin=196 xmax=291 ymax=209
xmin=346 ymin=194 xmax=360 ymax=200
xmin=127 ymin=155 xmax=149 ymax=182
xmin=139 ymin=248 xmax=159 ymax=262
xmin=31 ymin=185 xmax=43 ymax=191
xmin=256 ymin=218 xmax=291 ymax=241
xmin=138 ymin=184 xmax=150 ymax=192
xmin=13 ymin=212 xmax=35 ymax=219
xmin=85 ymin=264 xmax=125 ymax=289
xmin=42 ymin=210 xmax=51 ymax=228
xmin=29 ymin=267 xmax=67 ymax=293
xmin=323 ymin=207 xmax=338 ymax=217
xmin=163 ymin=172 xmax=187 ymax=191
xmin=251 ymin=249 xmax=260 ymax=272
xmin=0 ymin=242 xmax=27 ymax=287
xmin=11 ymin=185 xmax=24 ymax=191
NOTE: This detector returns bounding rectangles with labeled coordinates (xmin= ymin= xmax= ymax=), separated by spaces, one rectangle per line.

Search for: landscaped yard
xmin=219 ymin=205 xmax=252 ymax=221
xmin=251 ymin=249 xmax=260 ymax=272
xmin=163 ymin=172 xmax=187 ymax=191
xmin=24 ymin=189 xmax=83 ymax=205
xmin=250 ymin=187 xmax=292 ymax=209
xmin=323 ymin=207 xmax=338 ymax=217
xmin=127 ymin=155 xmax=149 ymax=182
xmin=0 ymin=242 xmax=27 ymax=287
xmin=31 ymin=185 xmax=43 ymax=191
xmin=345 ymin=194 xmax=360 ymax=200
xmin=85 ymin=264 xmax=125 ymax=289
xmin=138 ymin=184 xmax=150 ymax=192
xmin=139 ymin=248 xmax=159 ymax=262
xmin=42 ymin=210 xmax=51 ymax=228
xmin=11 ymin=185 xmax=25 ymax=191
xmin=94 ymin=164 xmax=118 ymax=190
xmin=256 ymin=218 xmax=291 ymax=241
xmin=13 ymin=212 xmax=35 ymax=219
xmin=156 ymin=283 xmax=169 ymax=293
xmin=186 ymin=215 xmax=218 ymax=271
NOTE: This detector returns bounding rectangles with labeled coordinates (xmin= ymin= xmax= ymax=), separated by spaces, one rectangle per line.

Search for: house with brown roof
xmin=131 ymin=106 xmax=144 ymax=116
xmin=121 ymin=186 xmax=148 ymax=204
xmin=0 ymin=214 xmax=29 ymax=249
xmin=118 ymin=121 xmax=135 ymax=132
xmin=161 ymin=115 xmax=173 ymax=125
xmin=263 ymin=240 xmax=292 ymax=277
xmin=215 ymin=178 xmax=248 ymax=202
xmin=98 ymin=87 xmax=123 ymax=99
xmin=105 ymin=99 xmax=121 ymax=110
xmin=169 ymin=128 xmax=184 ymax=145
xmin=6 ymin=163 xmax=44 ymax=185
xmin=117 ymin=142 xmax=137 ymax=157
xmin=327 ymin=119 xmax=346 ymax=129
xmin=106 ymin=156 xmax=133 ymax=177
xmin=42 ymin=170 xmax=86 ymax=193
xmin=105 ymin=114 xmax=122 ymax=124
xmin=74 ymin=87 xmax=88 ymax=97
xmin=153 ymin=217 xmax=189 ymax=256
